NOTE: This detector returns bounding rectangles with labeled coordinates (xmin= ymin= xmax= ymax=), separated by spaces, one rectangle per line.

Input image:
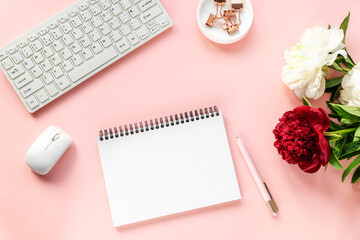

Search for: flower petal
xmin=298 ymin=156 xmax=321 ymax=173
xmin=294 ymin=106 xmax=330 ymax=132
xmin=317 ymin=132 xmax=331 ymax=166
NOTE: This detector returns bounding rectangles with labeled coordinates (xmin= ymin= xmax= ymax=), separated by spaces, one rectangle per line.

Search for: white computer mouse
xmin=26 ymin=126 xmax=72 ymax=175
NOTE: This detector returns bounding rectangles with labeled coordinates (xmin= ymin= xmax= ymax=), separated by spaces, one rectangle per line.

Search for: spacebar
xmin=68 ymin=47 xmax=118 ymax=83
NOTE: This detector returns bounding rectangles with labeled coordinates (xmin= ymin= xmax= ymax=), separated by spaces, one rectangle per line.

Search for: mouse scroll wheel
xmin=52 ymin=132 xmax=61 ymax=142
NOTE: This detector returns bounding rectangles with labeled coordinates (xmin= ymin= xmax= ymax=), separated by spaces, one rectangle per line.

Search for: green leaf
xmin=302 ymin=96 xmax=312 ymax=107
xmin=339 ymin=141 xmax=360 ymax=160
xmin=342 ymin=155 xmax=360 ymax=182
xmin=329 ymin=150 xmax=343 ymax=170
xmin=335 ymin=133 xmax=348 ymax=156
xmin=354 ymin=126 xmax=360 ymax=141
xmin=351 ymin=166 xmax=360 ymax=183
xmin=340 ymin=12 xmax=350 ymax=44
xmin=325 ymin=77 xmax=343 ymax=89
xmin=329 ymin=103 xmax=360 ymax=118
xmin=346 ymin=50 xmax=356 ymax=65
xmin=330 ymin=85 xmax=342 ymax=102
xmin=329 ymin=120 xmax=345 ymax=130
xmin=341 ymin=116 xmax=360 ymax=125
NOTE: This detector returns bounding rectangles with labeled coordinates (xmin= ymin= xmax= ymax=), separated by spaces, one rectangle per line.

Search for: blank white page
xmin=97 ymin=112 xmax=241 ymax=227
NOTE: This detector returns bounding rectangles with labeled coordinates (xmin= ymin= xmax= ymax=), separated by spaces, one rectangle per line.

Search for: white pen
xmin=236 ymin=137 xmax=279 ymax=216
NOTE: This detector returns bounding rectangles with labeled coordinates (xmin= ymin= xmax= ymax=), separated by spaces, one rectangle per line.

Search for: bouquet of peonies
xmin=274 ymin=13 xmax=360 ymax=183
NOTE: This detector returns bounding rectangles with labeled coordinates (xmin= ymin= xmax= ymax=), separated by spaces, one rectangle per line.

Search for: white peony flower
xmin=282 ymin=23 xmax=347 ymax=99
xmin=339 ymin=63 xmax=360 ymax=107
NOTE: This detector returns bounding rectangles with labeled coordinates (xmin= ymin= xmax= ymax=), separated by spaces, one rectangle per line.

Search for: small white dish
xmin=197 ymin=0 xmax=254 ymax=44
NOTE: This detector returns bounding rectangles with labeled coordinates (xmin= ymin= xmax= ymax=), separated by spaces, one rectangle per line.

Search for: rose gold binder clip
xmin=205 ymin=0 xmax=243 ymax=35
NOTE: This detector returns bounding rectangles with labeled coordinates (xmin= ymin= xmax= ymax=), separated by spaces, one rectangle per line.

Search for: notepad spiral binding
xmin=99 ymin=106 xmax=220 ymax=141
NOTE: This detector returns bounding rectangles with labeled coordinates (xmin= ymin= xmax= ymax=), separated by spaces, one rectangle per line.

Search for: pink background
xmin=1 ymin=0 xmax=360 ymax=239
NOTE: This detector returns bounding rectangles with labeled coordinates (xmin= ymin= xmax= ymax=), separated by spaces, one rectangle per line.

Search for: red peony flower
xmin=273 ymin=106 xmax=331 ymax=173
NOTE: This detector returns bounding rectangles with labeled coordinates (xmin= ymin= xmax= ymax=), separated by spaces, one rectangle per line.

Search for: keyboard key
xmin=55 ymin=76 xmax=71 ymax=90
xmin=11 ymin=52 xmax=24 ymax=64
xmin=33 ymin=53 xmax=44 ymax=64
xmin=139 ymin=6 xmax=162 ymax=24
xmin=110 ymin=30 xmax=122 ymax=42
xmin=26 ymin=95 xmax=39 ymax=109
xmin=50 ymin=54 xmax=63 ymax=66
xmin=59 ymin=48 xmax=72 ymax=60
xmin=49 ymin=21 xmax=59 ymax=29
xmin=127 ymin=33 xmax=139 ymax=45
xmin=40 ymin=59 xmax=52 ymax=72
xmin=30 ymin=66 xmax=43 ymax=78
xmin=72 ymin=29 xmax=84 ymax=40
xmin=46 ymin=83 xmax=59 ymax=96
xmin=70 ymin=42 xmax=82 ymax=54
xmin=120 ymin=0 xmax=132 ymax=10
xmin=18 ymin=40 xmax=29 ymax=48
xmin=89 ymin=0 xmax=99 ymax=4
xmin=99 ymin=24 xmax=111 ymax=35
xmin=68 ymin=47 xmax=118 ymax=82
xmin=136 ymin=26 xmax=150 ymax=40
xmin=115 ymin=39 xmax=130 ymax=53
xmin=23 ymin=59 xmax=35 ymax=70
xmin=21 ymin=46 xmax=34 ymax=58
xmin=90 ymin=4 xmax=102 ymax=15
xmin=100 ymin=37 xmax=112 ymax=48
xmin=2 ymin=58 xmax=13 ymax=70
xmin=112 ymin=0 xmax=120 ymax=3
xmin=80 ymin=3 xmax=90 ymax=11
xmin=42 ymin=47 xmax=54 ymax=58
xmin=120 ymin=24 xmax=131 ymax=36
xmin=20 ymin=79 xmax=43 ymax=98
xmin=100 ymin=0 xmax=112 ymax=9
xmin=29 ymin=34 xmax=39 ymax=42
xmin=14 ymin=72 xmax=33 ymax=88
xmin=62 ymin=35 xmax=74 ymax=46
xmin=131 ymin=0 xmax=141 ymax=3
xmin=51 ymin=28 xmax=63 ymax=39
xmin=138 ymin=0 xmax=156 ymax=12
xmin=100 ymin=11 xmax=112 ymax=22
xmin=129 ymin=19 xmax=141 ymax=30
xmin=31 ymin=40 xmax=44 ymax=52
xmin=79 ymin=36 xmax=92 ymax=48
xmin=149 ymin=24 xmax=159 ymax=33
xmin=39 ymin=28 xmax=49 ymax=35
xmin=62 ymin=61 xmax=74 ymax=72
xmin=91 ymin=16 xmax=103 ymax=28
xmin=128 ymin=6 xmax=140 ymax=18
xmin=109 ymin=18 xmax=121 ymax=29
xmin=90 ymin=42 xmax=103 ymax=54
xmin=52 ymin=67 xmax=64 ymax=78
xmin=81 ymin=22 xmax=94 ymax=34
xmin=119 ymin=12 xmax=130 ymax=23
xmin=59 ymin=15 xmax=69 ymax=23
xmin=71 ymin=54 xmax=83 ymax=66
xmin=8 ymin=46 xmax=18 ymax=54
xmin=8 ymin=65 xmax=25 ymax=79
xmin=60 ymin=22 xmax=73 ymax=34
xmin=0 ymin=52 xmax=7 ymax=61
xmin=80 ymin=10 xmax=92 ymax=22
xmin=81 ymin=48 xmax=93 ymax=60
xmin=43 ymin=72 xmax=54 ymax=84
xmin=110 ymin=5 xmax=122 ymax=16
xmin=89 ymin=30 xmax=102 ymax=41
xmin=158 ymin=17 xmax=169 ymax=28
xmin=69 ymin=9 xmax=80 ymax=17
xmin=36 ymin=89 xmax=49 ymax=102
xmin=41 ymin=34 xmax=53 ymax=46
xmin=70 ymin=16 xmax=83 ymax=28
xmin=52 ymin=41 xmax=64 ymax=52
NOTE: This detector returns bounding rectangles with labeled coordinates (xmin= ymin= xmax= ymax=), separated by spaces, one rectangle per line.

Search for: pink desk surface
xmin=1 ymin=0 xmax=360 ymax=239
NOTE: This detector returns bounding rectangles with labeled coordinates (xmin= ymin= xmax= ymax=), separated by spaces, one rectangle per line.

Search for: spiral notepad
xmin=96 ymin=106 xmax=241 ymax=227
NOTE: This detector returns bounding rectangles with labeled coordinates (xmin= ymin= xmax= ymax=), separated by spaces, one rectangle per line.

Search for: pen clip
xmin=264 ymin=182 xmax=279 ymax=215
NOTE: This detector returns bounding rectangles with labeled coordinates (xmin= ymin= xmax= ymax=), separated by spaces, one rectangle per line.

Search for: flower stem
xmin=324 ymin=127 xmax=358 ymax=135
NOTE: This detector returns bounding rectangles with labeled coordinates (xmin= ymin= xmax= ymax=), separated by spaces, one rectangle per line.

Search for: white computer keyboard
xmin=0 ymin=0 xmax=172 ymax=113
